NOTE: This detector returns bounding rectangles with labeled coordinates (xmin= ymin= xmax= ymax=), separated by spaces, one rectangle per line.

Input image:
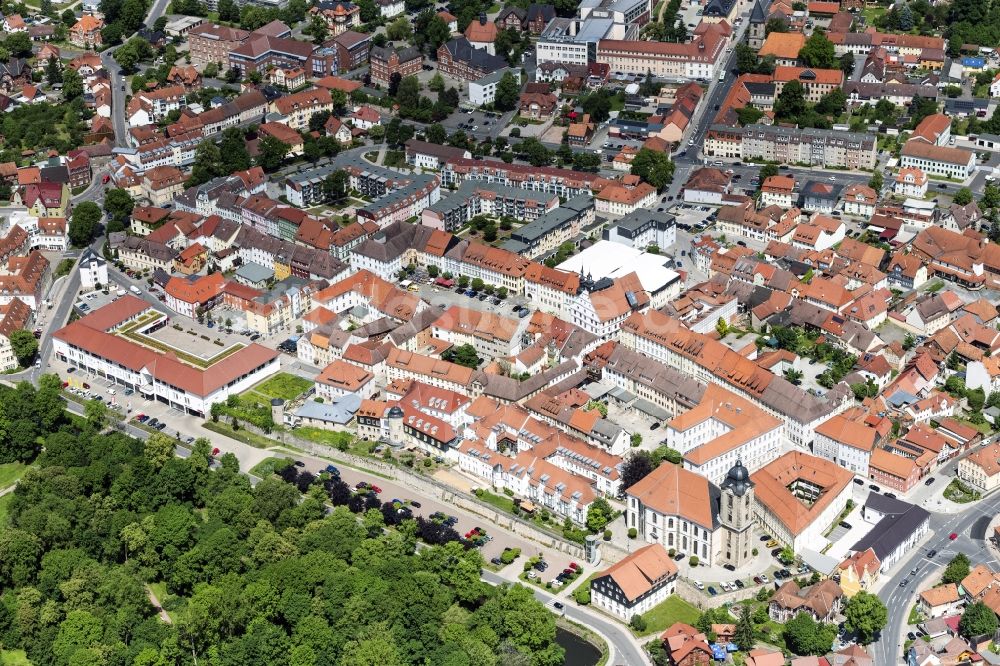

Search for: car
xmin=949 ymin=532 xmax=958 ymax=540
xmin=422 ymin=64 xmax=433 ymax=71
xmin=136 ymin=415 xmax=149 ymax=423
xmin=899 ymin=580 xmax=907 ymax=588
xmin=910 ymin=567 xmax=920 ymax=576
xmin=707 ymin=586 xmax=718 ymax=596
xmin=868 ymin=484 xmax=880 ymax=491
xmin=411 ymin=500 xmax=421 ymax=508
xmin=925 ymin=476 xmax=936 ymax=485
xmin=155 ymin=422 xmax=167 ymax=430
xmin=938 ymin=183 xmax=947 ymax=188
xmin=766 ymin=539 xmax=778 ymax=548
xmin=491 ymin=557 xmax=502 ymax=565
xmin=907 ymin=632 xmax=917 ymax=641
xmin=735 ymin=579 xmax=745 ymax=589
xmin=724 ymin=563 xmax=736 ymax=571
xmin=927 ymin=549 xmax=938 ymax=558
xmin=673 ymin=552 xmax=685 ymax=561
xmin=211 ymin=447 xmax=220 ymax=456
xmin=371 ymin=485 xmax=382 ymax=494
xmin=356 ymin=481 xmax=369 ymax=489
xmin=884 ymin=492 xmax=897 ymax=499
xmin=760 ymin=574 xmax=769 ymax=583
xmin=569 ymin=562 xmax=579 ymax=570
xmin=563 ymin=568 xmax=574 ymax=575
xmin=124 ymin=388 xmax=134 ymax=396
xmin=185 ymin=436 xmax=195 ymax=444
xmin=147 ymin=418 xmax=159 ymax=427
xmin=294 ymin=460 xmax=305 ymax=468
xmin=839 ymin=521 xmax=852 ymax=530
xmin=554 ymin=602 xmax=564 ymax=610
xmin=694 ymin=580 xmax=705 ymax=590
xmin=760 ymin=534 xmax=771 ymax=542
xmin=753 ymin=576 xmax=762 ymax=584
xmin=853 ymin=478 xmax=864 ymax=485
xmin=526 ymin=571 xmax=537 ymax=579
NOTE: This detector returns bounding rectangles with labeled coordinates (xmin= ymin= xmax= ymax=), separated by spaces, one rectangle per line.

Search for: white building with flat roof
xmin=557 ymin=239 xmax=682 ymax=307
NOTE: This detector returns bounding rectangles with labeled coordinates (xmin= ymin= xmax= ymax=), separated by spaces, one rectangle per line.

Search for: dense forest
xmin=0 ymin=377 xmax=564 ymax=666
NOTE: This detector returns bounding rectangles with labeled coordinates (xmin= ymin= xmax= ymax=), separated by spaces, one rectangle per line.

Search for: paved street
xmin=874 ymin=495 xmax=1000 ymax=666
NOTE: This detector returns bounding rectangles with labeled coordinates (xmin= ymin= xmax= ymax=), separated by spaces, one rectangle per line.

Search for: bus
xmin=718 ymin=70 xmax=726 ymax=82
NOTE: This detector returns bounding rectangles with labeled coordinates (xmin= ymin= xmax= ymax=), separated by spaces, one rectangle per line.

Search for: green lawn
xmin=201 ymin=420 xmax=275 ymax=449
xmin=0 ymin=494 xmax=12 ymax=531
xmin=0 ymin=650 xmax=32 ymax=666
xmin=250 ymin=373 xmax=313 ymax=401
xmin=944 ymin=478 xmax=982 ymax=503
xmin=473 ymin=488 xmax=516 ymax=513
xmin=861 ymin=6 xmax=885 ymax=24
xmin=908 ymin=604 xmax=924 ymax=625
xmin=634 ymin=595 xmax=701 ymax=636
xmin=147 ymin=581 xmax=181 ymax=624
xmin=249 ymin=456 xmax=294 ymax=478
xmin=0 ymin=462 xmax=28 ymax=489
xmin=295 ymin=426 xmax=353 ymax=450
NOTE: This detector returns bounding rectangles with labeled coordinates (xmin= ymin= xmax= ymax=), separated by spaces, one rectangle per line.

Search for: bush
xmin=668 ymin=548 xmax=676 ymax=557
xmin=689 ymin=555 xmax=700 ymax=567
xmin=603 ymin=529 xmax=612 ymax=541
xmin=752 ymin=548 xmax=758 ymax=556
xmin=500 ymin=548 xmax=521 ymax=565
xmin=573 ymin=584 xmax=591 ymax=605
xmin=630 ymin=614 xmax=647 ymax=632
xmin=628 ymin=527 xmax=637 ymax=539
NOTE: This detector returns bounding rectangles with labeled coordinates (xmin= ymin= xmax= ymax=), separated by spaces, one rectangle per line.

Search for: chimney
xmin=479 ymin=13 xmax=487 ymax=24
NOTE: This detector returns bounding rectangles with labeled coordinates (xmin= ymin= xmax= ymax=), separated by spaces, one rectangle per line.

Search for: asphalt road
xmin=482 ymin=569 xmax=646 ymax=666
xmin=873 ymin=492 xmax=1000 ymax=666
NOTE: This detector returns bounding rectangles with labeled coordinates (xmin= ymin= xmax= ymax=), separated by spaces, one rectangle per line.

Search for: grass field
xmin=0 ymin=650 xmax=32 ymax=666
xmin=0 ymin=494 xmax=13 ymax=531
xmin=295 ymin=426 xmax=353 ymax=450
xmin=147 ymin=581 xmax=181 ymax=624
xmin=202 ymin=421 xmax=274 ymax=449
xmin=249 ymin=456 xmax=294 ymax=478
xmin=634 ymin=595 xmax=701 ymax=636
xmin=473 ymin=488 xmax=517 ymax=513
xmin=250 ymin=373 xmax=313 ymax=401
xmin=0 ymin=462 xmax=28 ymax=489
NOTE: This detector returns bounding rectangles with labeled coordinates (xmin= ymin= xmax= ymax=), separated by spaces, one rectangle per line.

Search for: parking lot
xmin=440 ymin=107 xmax=508 ymax=137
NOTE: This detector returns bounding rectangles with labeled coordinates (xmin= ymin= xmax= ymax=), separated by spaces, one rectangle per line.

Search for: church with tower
xmin=624 ymin=458 xmax=756 ymax=569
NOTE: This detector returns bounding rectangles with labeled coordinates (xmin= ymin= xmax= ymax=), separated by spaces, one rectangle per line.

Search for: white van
xmin=129 ymin=285 xmax=141 ymax=295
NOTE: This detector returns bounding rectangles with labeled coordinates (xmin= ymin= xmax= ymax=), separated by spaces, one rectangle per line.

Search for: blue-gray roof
xmin=295 ymin=394 xmax=362 ymax=425
xmin=236 ymin=261 xmax=275 ymax=283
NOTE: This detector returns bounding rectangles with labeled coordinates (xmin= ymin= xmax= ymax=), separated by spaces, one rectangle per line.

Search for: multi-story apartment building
xmin=708 ymin=124 xmax=878 ymax=170
xmin=667 ymin=384 xmax=783 ymax=485
xmin=308 ymin=0 xmax=361 ymax=35
xmin=440 ymin=158 xmax=601 ymax=198
xmin=369 ymin=45 xmax=422 ymax=87
xmin=421 ymin=181 xmax=559 ymax=232
xmin=437 ymin=37 xmax=508 ymax=82
xmin=900 ymin=141 xmax=976 ymax=180
xmin=503 ymin=194 xmax=594 ymax=258
xmin=596 ymin=22 xmax=729 ymax=79
xmin=187 ymin=23 xmax=250 ymax=67
xmin=771 ymin=66 xmax=844 ymax=103
xmin=229 ymin=30 xmax=314 ymax=76
xmin=270 ymin=88 xmax=333 ymax=130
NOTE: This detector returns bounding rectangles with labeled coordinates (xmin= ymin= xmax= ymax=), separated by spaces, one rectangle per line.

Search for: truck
xmin=129 ymin=285 xmax=141 ymax=295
